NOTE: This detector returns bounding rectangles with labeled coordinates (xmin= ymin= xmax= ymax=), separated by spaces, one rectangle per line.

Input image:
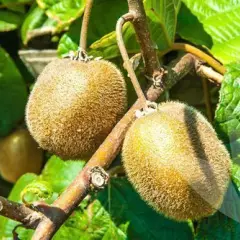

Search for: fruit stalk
xmin=116 ymin=13 xmax=147 ymax=106
xmin=79 ymin=0 xmax=94 ymax=51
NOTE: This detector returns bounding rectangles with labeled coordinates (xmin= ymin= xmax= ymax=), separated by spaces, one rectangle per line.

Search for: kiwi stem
xmin=116 ymin=13 xmax=148 ymax=107
xmin=129 ymin=51 xmax=224 ymax=85
xmin=79 ymin=0 xmax=94 ymax=51
xmin=0 ymin=196 xmax=42 ymax=229
xmin=160 ymin=43 xmax=226 ymax=75
xmin=197 ymin=64 xmax=223 ymax=84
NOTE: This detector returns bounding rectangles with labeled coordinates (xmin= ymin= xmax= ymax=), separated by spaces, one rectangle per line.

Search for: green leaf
xmin=0 ymin=47 xmax=28 ymax=137
xmin=182 ymin=0 xmax=240 ymax=64
xmin=144 ymin=0 xmax=181 ymax=50
xmin=54 ymin=200 xmax=128 ymax=240
xmin=177 ymin=3 xmax=213 ymax=48
xmin=232 ymin=164 xmax=240 ymax=190
xmin=215 ymin=63 xmax=240 ymax=146
xmin=36 ymin=0 xmax=85 ymax=31
xmin=0 ymin=174 xmax=37 ymax=239
xmin=0 ymin=10 xmax=23 ymax=32
xmin=20 ymin=180 xmax=54 ymax=203
xmin=0 ymin=0 xmax=29 ymax=13
xmin=39 ymin=155 xmax=85 ymax=193
xmin=98 ymin=178 xmax=193 ymax=240
xmin=88 ymin=25 xmax=138 ymax=59
xmin=21 ymin=4 xmax=58 ymax=45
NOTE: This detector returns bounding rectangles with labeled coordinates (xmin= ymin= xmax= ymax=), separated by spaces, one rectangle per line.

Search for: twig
xmin=160 ymin=43 xmax=226 ymax=75
xmin=0 ymin=196 xmax=42 ymax=229
xmin=116 ymin=13 xmax=147 ymax=107
xmin=129 ymin=52 xmax=224 ymax=85
xmin=127 ymin=0 xmax=161 ymax=77
xmin=197 ymin=64 xmax=223 ymax=84
xmin=79 ymin=0 xmax=94 ymax=51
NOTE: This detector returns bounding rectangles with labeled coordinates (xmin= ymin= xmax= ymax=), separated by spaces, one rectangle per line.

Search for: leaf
xmin=214 ymin=63 xmax=240 ymax=146
xmin=54 ymin=200 xmax=128 ymax=240
xmin=0 ymin=47 xmax=28 ymax=137
xmin=21 ymin=4 xmax=58 ymax=45
xmin=98 ymin=178 xmax=193 ymax=240
xmin=39 ymin=155 xmax=85 ymax=193
xmin=144 ymin=0 xmax=181 ymax=50
xmin=88 ymin=25 xmax=138 ymax=59
xmin=36 ymin=0 xmax=85 ymax=31
xmin=0 ymin=0 xmax=29 ymax=13
xmin=177 ymin=3 xmax=213 ymax=48
xmin=20 ymin=180 xmax=54 ymax=203
xmin=0 ymin=10 xmax=23 ymax=32
xmin=0 ymin=174 xmax=37 ymax=239
xmin=181 ymin=0 xmax=240 ymax=64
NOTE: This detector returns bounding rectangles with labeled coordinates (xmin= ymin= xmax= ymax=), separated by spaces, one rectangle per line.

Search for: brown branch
xmin=0 ymin=196 xmax=42 ymax=229
xmin=197 ymin=64 xmax=223 ymax=84
xmin=127 ymin=0 xmax=161 ymax=76
xmin=79 ymin=0 xmax=94 ymax=50
xmin=116 ymin=13 xmax=147 ymax=107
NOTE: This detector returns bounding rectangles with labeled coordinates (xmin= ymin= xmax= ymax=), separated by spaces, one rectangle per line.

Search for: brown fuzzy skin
xmin=26 ymin=59 xmax=127 ymax=160
xmin=122 ymin=101 xmax=231 ymax=221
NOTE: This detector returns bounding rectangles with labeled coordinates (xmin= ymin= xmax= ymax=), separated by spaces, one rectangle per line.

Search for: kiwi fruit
xmin=26 ymin=58 xmax=127 ymax=159
xmin=0 ymin=129 xmax=43 ymax=183
xmin=122 ymin=101 xmax=231 ymax=221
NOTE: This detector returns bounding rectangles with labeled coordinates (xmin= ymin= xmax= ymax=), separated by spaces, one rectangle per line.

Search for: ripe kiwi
xmin=0 ymin=129 xmax=43 ymax=183
xmin=26 ymin=58 xmax=127 ymax=159
xmin=122 ymin=101 xmax=231 ymax=221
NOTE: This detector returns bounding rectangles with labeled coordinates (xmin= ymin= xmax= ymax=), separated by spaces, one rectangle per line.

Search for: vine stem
xmin=116 ymin=13 xmax=147 ymax=107
xmin=0 ymin=196 xmax=42 ymax=229
xmin=161 ymin=43 xmax=226 ymax=75
xmin=79 ymin=0 xmax=94 ymax=51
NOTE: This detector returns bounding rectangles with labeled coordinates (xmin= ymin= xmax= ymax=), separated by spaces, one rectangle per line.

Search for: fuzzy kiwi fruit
xmin=122 ymin=101 xmax=231 ymax=221
xmin=26 ymin=58 xmax=127 ymax=160
xmin=0 ymin=129 xmax=43 ymax=183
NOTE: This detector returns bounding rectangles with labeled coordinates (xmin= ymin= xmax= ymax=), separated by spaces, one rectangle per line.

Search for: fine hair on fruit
xmin=26 ymin=58 xmax=127 ymax=160
xmin=122 ymin=101 xmax=231 ymax=221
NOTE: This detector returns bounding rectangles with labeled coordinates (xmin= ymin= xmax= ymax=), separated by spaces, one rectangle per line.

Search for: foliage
xmin=1 ymin=0 xmax=240 ymax=239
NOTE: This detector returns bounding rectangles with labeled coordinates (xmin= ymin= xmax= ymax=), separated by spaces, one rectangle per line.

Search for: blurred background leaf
xmin=180 ymin=0 xmax=240 ymax=64
xmin=0 ymin=47 xmax=27 ymax=137
xmin=0 ymin=10 xmax=23 ymax=32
